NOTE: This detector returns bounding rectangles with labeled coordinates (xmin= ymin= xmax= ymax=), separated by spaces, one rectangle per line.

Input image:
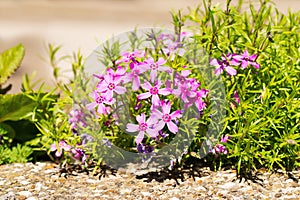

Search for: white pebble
xmin=20 ymin=180 xmax=30 ymax=185
xmin=196 ymin=186 xmax=207 ymax=192
xmin=141 ymin=191 xmax=151 ymax=196
xmin=0 ymin=180 xmax=6 ymax=186
xmin=35 ymin=182 xmax=43 ymax=191
xmin=219 ymin=182 xmax=238 ymax=191
xmin=18 ymin=191 xmax=32 ymax=197
xmin=27 ymin=197 xmax=38 ymax=200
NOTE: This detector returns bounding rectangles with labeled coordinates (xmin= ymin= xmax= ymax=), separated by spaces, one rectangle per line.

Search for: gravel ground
xmin=0 ymin=162 xmax=299 ymax=200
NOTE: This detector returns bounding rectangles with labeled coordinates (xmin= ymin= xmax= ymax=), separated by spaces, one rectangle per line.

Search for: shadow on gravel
xmin=57 ymin=157 xmax=299 ymax=186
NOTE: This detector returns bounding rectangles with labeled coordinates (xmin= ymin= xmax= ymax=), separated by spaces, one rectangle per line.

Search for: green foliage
xmin=0 ymin=44 xmax=25 ymax=85
xmin=0 ymin=144 xmax=33 ymax=165
xmin=0 ymin=44 xmax=60 ymax=165
xmin=0 ymin=94 xmax=36 ymax=123
xmin=184 ymin=0 xmax=300 ymax=173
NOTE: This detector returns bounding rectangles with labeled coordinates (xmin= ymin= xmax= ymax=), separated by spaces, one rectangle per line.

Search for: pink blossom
xmin=71 ymin=148 xmax=87 ymax=164
xmin=116 ymin=49 xmax=145 ymax=64
xmin=212 ymin=144 xmax=228 ymax=155
xmin=126 ymin=113 xmax=159 ymax=144
xmin=162 ymin=41 xmax=185 ymax=59
xmin=86 ymin=91 xmax=115 ymax=114
xmin=50 ymin=140 xmax=71 ymax=157
xmin=96 ymin=68 xmax=126 ymax=99
xmin=233 ymin=91 xmax=241 ymax=104
xmin=173 ymin=78 xmax=196 ymax=103
xmin=234 ymin=50 xmax=260 ymax=69
xmin=220 ymin=134 xmax=230 ymax=143
xmin=123 ymin=62 xmax=148 ymax=91
xmin=138 ymin=80 xmax=171 ymax=106
xmin=152 ymin=101 xmax=182 ymax=134
xmin=180 ymin=31 xmax=193 ymax=38
xmin=194 ymin=89 xmax=209 ymax=111
xmin=210 ymin=54 xmax=239 ymax=76
xmin=141 ymin=57 xmax=171 ymax=82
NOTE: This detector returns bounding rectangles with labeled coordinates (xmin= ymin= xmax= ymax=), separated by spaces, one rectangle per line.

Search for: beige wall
xmin=0 ymin=0 xmax=299 ymax=93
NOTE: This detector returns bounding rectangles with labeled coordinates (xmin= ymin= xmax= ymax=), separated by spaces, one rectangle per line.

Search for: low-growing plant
xmin=183 ymin=0 xmax=300 ymax=173
xmin=1 ymin=0 xmax=299 ymax=177
xmin=0 ymin=44 xmax=59 ymax=164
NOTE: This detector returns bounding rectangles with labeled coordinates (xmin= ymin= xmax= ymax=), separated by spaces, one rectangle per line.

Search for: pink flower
xmin=220 ymin=134 xmax=230 ymax=143
xmin=116 ymin=49 xmax=145 ymax=64
xmin=233 ymin=91 xmax=240 ymax=104
xmin=194 ymin=89 xmax=209 ymax=111
xmin=68 ymin=108 xmax=87 ymax=132
xmin=234 ymin=50 xmax=260 ymax=69
xmin=138 ymin=80 xmax=171 ymax=107
xmin=141 ymin=57 xmax=171 ymax=82
xmin=158 ymin=33 xmax=175 ymax=41
xmin=50 ymin=140 xmax=71 ymax=157
xmin=71 ymin=148 xmax=87 ymax=164
xmin=106 ymin=66 xmax=126 ymax=80
xmin=123 ymin=62 xmax=148 ymax=91
xmin=96 ymin=68 xmax=126 ymax=99
xmin=180 ymin=31 xmax=193 ymax=38
xmin=126 ymin=113 xmax=159 ymax=144
xmin=173 ymin=78 xmax=196 ymax=103
xmin=212 ymin=144 xmax=228 ymax=155
xmin=162 ymin=41 xmax=185 ymax=59
xmin=210 ymin=54 xmax=239 ymax=76
xmin=152 ymin=101 xmax=182 ymax=134
xmin=86 ymin=91 xmax=115 ymax=114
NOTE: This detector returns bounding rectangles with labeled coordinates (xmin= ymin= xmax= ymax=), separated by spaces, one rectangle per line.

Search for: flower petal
xmin=214 ymin=67 xmax=223 ymax=76
xmin=50 ymin=144 xmax=57 ymax=151
xmin=86 ymin=102 xmax=96 ymax=110
xmin=135 ymin=131 xmax=144 ymax=144
xmin=142 ymin=81 xmax=152 ymax=90
xmin=138 ymin=92 xmax=151 ymax=100
xmin=152 ymin=94 xmax=160 ymax=106
xmin=241 ymin=60 xmax=248 ymax=69
xmin=167 ymin=121 xmax=178 ymax=134
xmin=155 ymin=120 xmax=165 ymax=130
xmin=170 ymin=110 xmax=182 ymax=119
xmin=162 ymin=101 xmax=171 ymax=114
xmin=251 ymin=62 xmax=260 ymax=69
xmin=225 ymin=67 xmax=237 ymax=76
xmin=132 ymin=77 xmax=140 ymax=91
xmin=156 ymin=57 xmax=166 ymax=65
xmin=150 ymin=70 xmax=157 ymax=83
xmin=126 ymin=123 xmax=139 ymax=132
xmin=159 ymin=88 xmax=171 ymax=96
xmin=115 ymin=86 xmax=127 ymax=94
xmin=136 ymin=113 xmax=146 ymax=124
xmin=210 ymin=59 xmax=220 ymax=67
xmin=146 ymin=128 xmax=159 ymax=138
xmin=116 ymin=66 xmax=126 ymax=76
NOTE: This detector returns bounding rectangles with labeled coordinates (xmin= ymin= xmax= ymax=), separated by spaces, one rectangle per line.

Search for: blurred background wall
xmin=0 ymin=0 xmax=299 ymax=93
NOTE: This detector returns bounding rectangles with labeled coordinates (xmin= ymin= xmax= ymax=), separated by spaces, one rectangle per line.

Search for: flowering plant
xmin=79 ymin=30 xmax=218 ymax=169
xmin=25 ymin=0 xmax=299 ymax=176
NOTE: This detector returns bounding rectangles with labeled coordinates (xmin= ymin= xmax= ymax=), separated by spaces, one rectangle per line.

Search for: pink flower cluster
xmin=87 ymin=33 xmax=210 ymax=145
xmin=50 ymin=140 xmax=87 ymax=164
xmin=211 ymin=135 xmax=230 ymax=155
xmin=210 ymin=50 xmax=260 ymax=76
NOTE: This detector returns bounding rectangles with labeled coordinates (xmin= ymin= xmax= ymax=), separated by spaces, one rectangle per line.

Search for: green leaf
xmin=0 ymin=44 xmax=25 ymax=85
xmin=0 ymin=93 xmax=36 ymax=123
xmin=0 ymin=122 xmax=16 ymax=139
